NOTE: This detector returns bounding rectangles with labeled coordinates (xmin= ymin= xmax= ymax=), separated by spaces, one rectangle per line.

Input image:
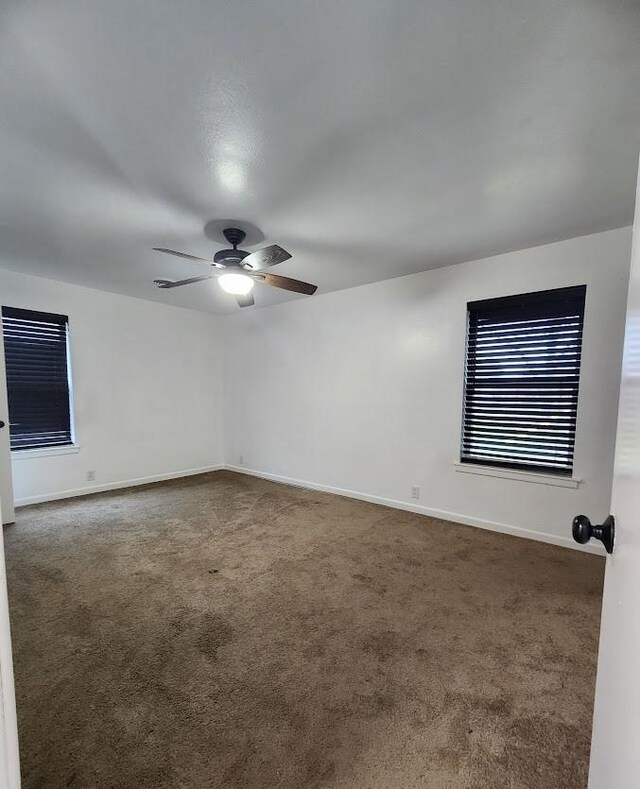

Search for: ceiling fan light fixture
xmin=218 ymin=272 xmax=255 ymax=296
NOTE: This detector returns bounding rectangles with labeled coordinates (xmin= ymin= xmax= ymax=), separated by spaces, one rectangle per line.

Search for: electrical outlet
xmin=86 ymin=470 xmax=96 ymax=482
xmin=411 ymin=486 xmax=420 ymax=500
xmin=239 ymin=455 xmax=244 ymax=466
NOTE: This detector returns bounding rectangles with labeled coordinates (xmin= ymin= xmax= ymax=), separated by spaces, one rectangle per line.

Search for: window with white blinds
xmin=1 ymin=306 xmax=73 ymax=451
xmin=461 ymin=285 xmax=586 ymax=475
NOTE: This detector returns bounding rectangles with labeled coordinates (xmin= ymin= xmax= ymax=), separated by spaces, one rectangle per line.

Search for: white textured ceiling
xmin=0 ymin=0 xmax=639 ymax=314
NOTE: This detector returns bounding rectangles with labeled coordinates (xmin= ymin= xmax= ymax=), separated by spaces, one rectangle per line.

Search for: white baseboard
xmin=14 ymin=461 xmax=602 ymax=555
xmin=224 ymin=464 xmax=603 ymax=555
xmin=14 ymin=464 xmax=224 ymax=507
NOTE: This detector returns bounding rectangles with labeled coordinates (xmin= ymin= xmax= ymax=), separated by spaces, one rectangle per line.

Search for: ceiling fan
xmin=153 ymin=227 xmax=317 ymax=307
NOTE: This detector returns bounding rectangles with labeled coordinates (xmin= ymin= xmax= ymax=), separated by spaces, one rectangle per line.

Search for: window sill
xmin=11 ymin=444 xmax=81 ymax=460
xmin=454 ymin=462 xmax=581 ymax=489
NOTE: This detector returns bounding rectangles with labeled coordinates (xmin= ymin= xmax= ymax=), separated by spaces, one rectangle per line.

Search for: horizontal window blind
xmin=1 ymin=306 xmax=73 ymax=451
xmin=461 ymin=285 xmax=586 ymax=475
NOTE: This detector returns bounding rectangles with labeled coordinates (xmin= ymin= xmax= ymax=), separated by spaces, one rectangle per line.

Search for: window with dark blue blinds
xmin=461 ymin=285 xmax=586 ymax=475
xmin=1 ymin=306 xmax=73 ymax=451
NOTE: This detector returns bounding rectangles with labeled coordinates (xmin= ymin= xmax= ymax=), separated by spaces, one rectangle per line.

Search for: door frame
xmin=0 ymin=493 xmax=20 ymax=788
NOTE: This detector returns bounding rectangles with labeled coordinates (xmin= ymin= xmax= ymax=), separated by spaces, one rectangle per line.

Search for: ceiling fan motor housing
xmin=214 ymin=248 xmax=250 ymax=266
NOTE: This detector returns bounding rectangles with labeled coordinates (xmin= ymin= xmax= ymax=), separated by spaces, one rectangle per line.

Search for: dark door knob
xmin=572 ymin=514 xmax=615 ymax=554
xmin=0 ymin=420 xmax=4 ymax=428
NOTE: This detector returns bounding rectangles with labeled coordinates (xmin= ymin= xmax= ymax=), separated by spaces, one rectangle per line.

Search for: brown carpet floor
xmin=4 ymin=471 xmax=604 ymax=788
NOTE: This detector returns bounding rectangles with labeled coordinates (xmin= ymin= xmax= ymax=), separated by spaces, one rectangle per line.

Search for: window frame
xmin=1 ymin=306 xmax=75 ymax=453
xmin=460 ymin=285 xmax=587 ymax=477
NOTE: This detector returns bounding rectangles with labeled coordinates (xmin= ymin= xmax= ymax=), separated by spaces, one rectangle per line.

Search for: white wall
xmin=224 ymin=228 xmax=631 ymax=550
xmin=0 ymin=269 xmax=224 ymax=504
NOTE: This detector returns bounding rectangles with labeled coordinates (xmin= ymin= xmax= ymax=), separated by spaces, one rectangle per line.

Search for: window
xmin=461 ymin=285 xmax=586 ymax=475
xmin=1 ymin=307 xmax=73 ymax=451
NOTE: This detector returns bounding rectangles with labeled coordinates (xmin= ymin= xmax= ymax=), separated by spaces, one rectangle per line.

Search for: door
xmin=0 ymin=322 xmax=19 ymax=784
xmin=588 ymin=161 xmax=640 ymax=787
xmin=0 ymin=330 xmax=15 ymax=525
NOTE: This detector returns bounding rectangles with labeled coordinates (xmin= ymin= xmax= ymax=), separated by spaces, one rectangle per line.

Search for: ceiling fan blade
xmin=153 ymin=247 xmax=213 ymax=264
xmin=235 ymin=293 xmax=254 ymax=308
xmin=242 ymin=245 xmax=291 ymax=271
xmin=153 ymin=275 xmax=213 ymax=289
xmin=258 ymin=272 xmax=317 ymax=295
